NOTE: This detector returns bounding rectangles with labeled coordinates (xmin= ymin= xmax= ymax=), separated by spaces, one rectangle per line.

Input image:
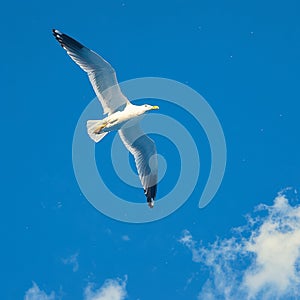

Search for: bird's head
xmin=140 ymin=104 xmax=159 ymax=114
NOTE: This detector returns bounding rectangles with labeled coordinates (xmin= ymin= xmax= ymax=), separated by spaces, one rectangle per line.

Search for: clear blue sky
xmin=1 ymin=0 xmax=300 ymax=299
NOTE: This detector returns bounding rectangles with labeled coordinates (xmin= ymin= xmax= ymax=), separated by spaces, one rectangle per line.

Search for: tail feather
xmin=87 ymin=120 xmax=108 ymax=143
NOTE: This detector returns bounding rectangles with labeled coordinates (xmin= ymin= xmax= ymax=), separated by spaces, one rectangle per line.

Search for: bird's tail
xmin=86 ymin=120 xmax=108 ymax=143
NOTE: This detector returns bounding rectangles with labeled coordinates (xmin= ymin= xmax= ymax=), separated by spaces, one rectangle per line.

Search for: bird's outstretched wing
xmin=52 ymin=29 xmax=129 ymax=115
xmin=119 ymin=124 xmax=158 ymax=205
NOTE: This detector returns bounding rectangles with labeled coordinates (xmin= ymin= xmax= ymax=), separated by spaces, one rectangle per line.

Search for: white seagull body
xmin=53 ymin=29 xmax=159 ymax=208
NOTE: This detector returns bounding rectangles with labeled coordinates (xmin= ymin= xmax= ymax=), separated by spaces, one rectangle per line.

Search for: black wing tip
xmin=52 ymin=29 xmax=64 ymax=47
xmin=52 ymin=29 xmax=61 ymax=39
xmin=52 ymin=28 xmax=84 ymax=50
xmin=145 ymin=185 xmax=157 ymax=203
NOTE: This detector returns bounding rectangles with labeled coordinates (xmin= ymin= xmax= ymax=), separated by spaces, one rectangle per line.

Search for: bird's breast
xmin=105 ymin=110 xmax=141 ymax=132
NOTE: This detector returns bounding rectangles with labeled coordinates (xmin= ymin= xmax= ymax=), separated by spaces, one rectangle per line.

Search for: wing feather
xmin=119 ymin=124 xmax=158 ymax=203
xmin=52 ymin=29 xmax=129 ymax=114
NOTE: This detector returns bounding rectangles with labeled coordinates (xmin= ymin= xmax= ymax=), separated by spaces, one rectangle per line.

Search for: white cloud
xmin=179 ymin=190 xmax=300 ymax=300
xmin=62 ymin=252 xmax=79 ymax=272
xmin=84 ymin=276 xmax=128 ymax=300
xmin=24 ymin=277 xmax=128 ymax=300
xmin=24 ymin=282 xmax=56 ymax=300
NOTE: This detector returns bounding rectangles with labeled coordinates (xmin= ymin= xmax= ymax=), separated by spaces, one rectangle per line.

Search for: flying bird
xmin=52 ymin=29 xmax=159 ymax=208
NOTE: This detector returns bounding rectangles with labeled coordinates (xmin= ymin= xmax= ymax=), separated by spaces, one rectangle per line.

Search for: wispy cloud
xmin=62 ymin=252 xmax=79 ymax=272
xmin=179 ymin=190 xmax=300 ymax=300
xmin=24 ymin=282 xmax=56 ymax=300
xmin=24 ymin=277 xmax=127 ymax=300
xmin=84 ymin=276 xmax=128 ymax=300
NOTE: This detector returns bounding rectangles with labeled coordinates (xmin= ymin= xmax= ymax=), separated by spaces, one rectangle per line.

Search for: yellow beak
xmin=151 ymin=105 xmax=159 ymax=110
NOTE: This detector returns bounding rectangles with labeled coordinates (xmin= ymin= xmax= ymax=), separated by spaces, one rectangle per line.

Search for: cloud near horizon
xmin=84 ymin=277 xmax=127 ymax=300
xmin=24 ymin=277 xmax=127 ymax=300
xmin=179 ymin=190 xmax=300 ymax=300
xmin=24 ymin=282 xmax=55 ymax=300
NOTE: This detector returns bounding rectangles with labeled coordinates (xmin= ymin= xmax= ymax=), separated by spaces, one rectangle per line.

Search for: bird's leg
xmin=93 ymin=122 xmax=108 ymax=134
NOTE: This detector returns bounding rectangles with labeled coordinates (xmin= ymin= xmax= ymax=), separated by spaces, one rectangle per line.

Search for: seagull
xmin=52 ymin=29 xmax=159 ymax=208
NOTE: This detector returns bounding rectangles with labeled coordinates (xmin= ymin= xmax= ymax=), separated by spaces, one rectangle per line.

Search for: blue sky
xmin=1 ymin=0 xmax=300 ymax=299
